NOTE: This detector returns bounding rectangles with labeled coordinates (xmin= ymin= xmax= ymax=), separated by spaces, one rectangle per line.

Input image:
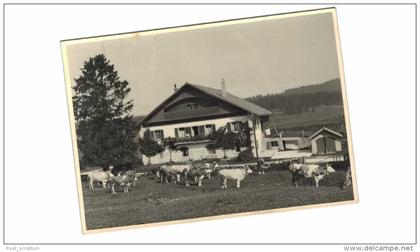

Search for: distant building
xmin=137 ymin=81 xmax=272 ymax=164
xmin=262 ymin=128 xmax=285 ymax=151
xmin=263 ymin=129 xmax=310 ymax=151
xmin=308 ymin=127 xmax=343 ymax=155
xmin=282 ymin=137 xmax=310 ymax=150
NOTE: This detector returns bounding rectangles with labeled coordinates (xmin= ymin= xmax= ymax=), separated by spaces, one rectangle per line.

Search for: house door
xmin=316 ymin=137 xmax=326 ymax=154
xmin=325 ymin=137 xmax=336 ymax=153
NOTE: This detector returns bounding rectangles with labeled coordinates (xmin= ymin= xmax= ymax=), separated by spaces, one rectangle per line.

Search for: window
xmin=181 ymin=147 xmax=189 ymax=156
xmin=186 ymin=103 xmax=199 ymax=111
xmin=192 ymin=126 xmax=199 ymax=136
xmin=207 ymin=147 xmax=216 ymax=154
xmin=198 ymin=126 xmax=205 ymax=136
xmin=175 ymin=124 xmax=215 ymax=139
xmin=205 ymin=124 xmax=215 ymax=135
xmin=271 ymin=141 xmax=279 ymax=147
xmin=178 ymin=128 xmax=185 ymax=138
xmin=233 ymin=122 xmax=241 ymax=132
xmin=175 ymin=127 xmax=193 ymax=138
xmin=226 ymin=122 xmax=241 ymax=132
xmin=185 ymin=127 xmax=192 ymax=138
xmin=153 ymin=130 xmax=164 ymax=141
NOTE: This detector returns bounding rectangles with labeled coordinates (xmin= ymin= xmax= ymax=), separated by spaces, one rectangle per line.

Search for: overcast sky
xmin=65 ymin=11 xmax=340 ymax=116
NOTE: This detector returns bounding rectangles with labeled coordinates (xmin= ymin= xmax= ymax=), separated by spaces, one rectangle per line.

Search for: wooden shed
xmin=308 ymin=127 xmax=343 ymax=155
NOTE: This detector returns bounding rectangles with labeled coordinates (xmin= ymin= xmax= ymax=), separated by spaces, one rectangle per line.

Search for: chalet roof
xmin=308 ymin=127 xmax=343 ymax=140
xmin=138 ymin=82 xmax=272 ymax=128
xmin=189 ymin=83 xmax=272 ymax=116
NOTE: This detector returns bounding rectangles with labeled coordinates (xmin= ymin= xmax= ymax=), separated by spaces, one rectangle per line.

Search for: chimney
xmin=221 ymin=78 xmax=226 ymax=97
xmin=173 ymin=83 xmax=178 ymax=92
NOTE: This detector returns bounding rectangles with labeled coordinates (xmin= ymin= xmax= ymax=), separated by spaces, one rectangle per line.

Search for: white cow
xmin=158 ymin=164 xmax=192 ymax=184
xmin=106 ymin=171 xmax=135 ymax=194
xmin=86 ymin=170 xmax=110 ymax=189
xmin=218 ymin=165 xmax=253 ymax=189
xmin=184 ymin=165 xmax=215 ymax=187
xmin=289 ymin=163 xmax=335 ymax=187
xmin=123 ymin=170 xmax=146 ymax=186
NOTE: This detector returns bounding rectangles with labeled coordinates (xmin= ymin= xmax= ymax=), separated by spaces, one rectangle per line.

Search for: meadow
xmin=82 ymin=169 xmax=354 ymax=230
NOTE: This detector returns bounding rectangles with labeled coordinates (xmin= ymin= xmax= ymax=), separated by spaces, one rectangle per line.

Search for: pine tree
xmin=72 ymin=54 xmax=138 ymax=169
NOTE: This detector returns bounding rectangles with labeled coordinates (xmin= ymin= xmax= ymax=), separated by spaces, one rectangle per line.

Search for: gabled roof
xmin=308 ymin=127 xmax=343 ymax=140
xmin=138 ymin=82 xmax=272 ymax=128
xmin=190 ymin=83 xmax=272 ymax=117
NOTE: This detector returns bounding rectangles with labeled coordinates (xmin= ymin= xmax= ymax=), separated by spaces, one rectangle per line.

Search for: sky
xmin=65 ymin=11 xmax=340 ymax=116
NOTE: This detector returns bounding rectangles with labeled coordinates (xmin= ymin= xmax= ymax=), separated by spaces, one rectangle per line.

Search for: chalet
xmin=308 ymin=127 xmax=343 ymax=155
xmin=137 ymin=81 xmax=272 ymax=164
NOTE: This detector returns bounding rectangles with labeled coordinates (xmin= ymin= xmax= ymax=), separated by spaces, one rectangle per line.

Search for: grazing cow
xmin=218 ymin=165 xmax=253 ymax=189
xmin=121 ymin=170 xmax=146 ymax=186
xmin=158 ymin=164 xmax=193 ymax=184
xmin=143 ymin=166 xmax=161 ymax=180
xmin=87 ymin=170 xmax=110 ymax=189
xmin=80 ymin=168 xmax=102 ymax=186
xmin=156 ymin=165 xmax=173 ymax=183
xmin=184 ymin=165 xmax=214 ymax=187
xmin=106 ymin=171 xmax=135 ymax=194
xmin=342 ymin=168 xmax=352 ymax=189
xmin=289 ymin=163 xmax=335 ymax=187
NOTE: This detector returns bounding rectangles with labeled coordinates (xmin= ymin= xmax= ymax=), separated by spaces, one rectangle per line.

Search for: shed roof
xmin=308 ymin=127 xmax=343 ymax=140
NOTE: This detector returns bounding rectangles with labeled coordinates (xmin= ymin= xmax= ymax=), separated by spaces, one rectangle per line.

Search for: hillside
xmin=246 ymin=78 xmax=343 ymax=114
xmin=283 ymin=78 xmax=341 ymax=95
xmin=265 ymin=105 xmax=346 ymax=137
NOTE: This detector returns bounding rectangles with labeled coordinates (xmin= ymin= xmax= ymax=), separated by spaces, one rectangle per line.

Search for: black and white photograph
xmin=61 ymin=8 xmax=357 ymax=233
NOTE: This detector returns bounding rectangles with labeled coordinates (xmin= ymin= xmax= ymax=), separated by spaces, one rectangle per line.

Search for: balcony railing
xmin=164 ymin=107 xmax=220 ymax=119
xmin=173 ymin=134 xmax=213 ymax=144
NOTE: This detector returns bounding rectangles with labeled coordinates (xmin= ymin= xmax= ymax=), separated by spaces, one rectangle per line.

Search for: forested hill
xmin=283 ymin=78 xmax=341 ymax=95
xmin=246 ymin=78 xmax=343 ymax=114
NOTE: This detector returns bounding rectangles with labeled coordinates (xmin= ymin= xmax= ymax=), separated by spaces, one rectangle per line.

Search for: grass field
xmin=266 ymin=105 xmax=344 ymax=131
xmin=82 ymin=169 xmax=354 ymax=230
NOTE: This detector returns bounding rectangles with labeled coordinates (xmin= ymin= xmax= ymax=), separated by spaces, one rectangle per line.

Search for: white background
xmin=1 ymin=3 xmax=417 ymax=252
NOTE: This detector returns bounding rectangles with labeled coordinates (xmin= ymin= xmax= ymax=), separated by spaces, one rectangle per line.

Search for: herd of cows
xmin=81 ymin=158 xmax=353 ymax=194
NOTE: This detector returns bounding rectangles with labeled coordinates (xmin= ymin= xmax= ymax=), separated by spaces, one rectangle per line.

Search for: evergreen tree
xmin=72 ymin=54 xmax=138 ymax=169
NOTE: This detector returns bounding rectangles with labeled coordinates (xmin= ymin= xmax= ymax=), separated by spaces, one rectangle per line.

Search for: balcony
xmin=173 ymin=134 xmax=213 ymax=145
xmin=164 ymin=106 xmax=220 ymax=120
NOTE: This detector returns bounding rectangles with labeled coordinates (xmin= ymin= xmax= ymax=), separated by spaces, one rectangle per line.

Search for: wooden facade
xmin=309 ymin=127 xmax=343 ymax=155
